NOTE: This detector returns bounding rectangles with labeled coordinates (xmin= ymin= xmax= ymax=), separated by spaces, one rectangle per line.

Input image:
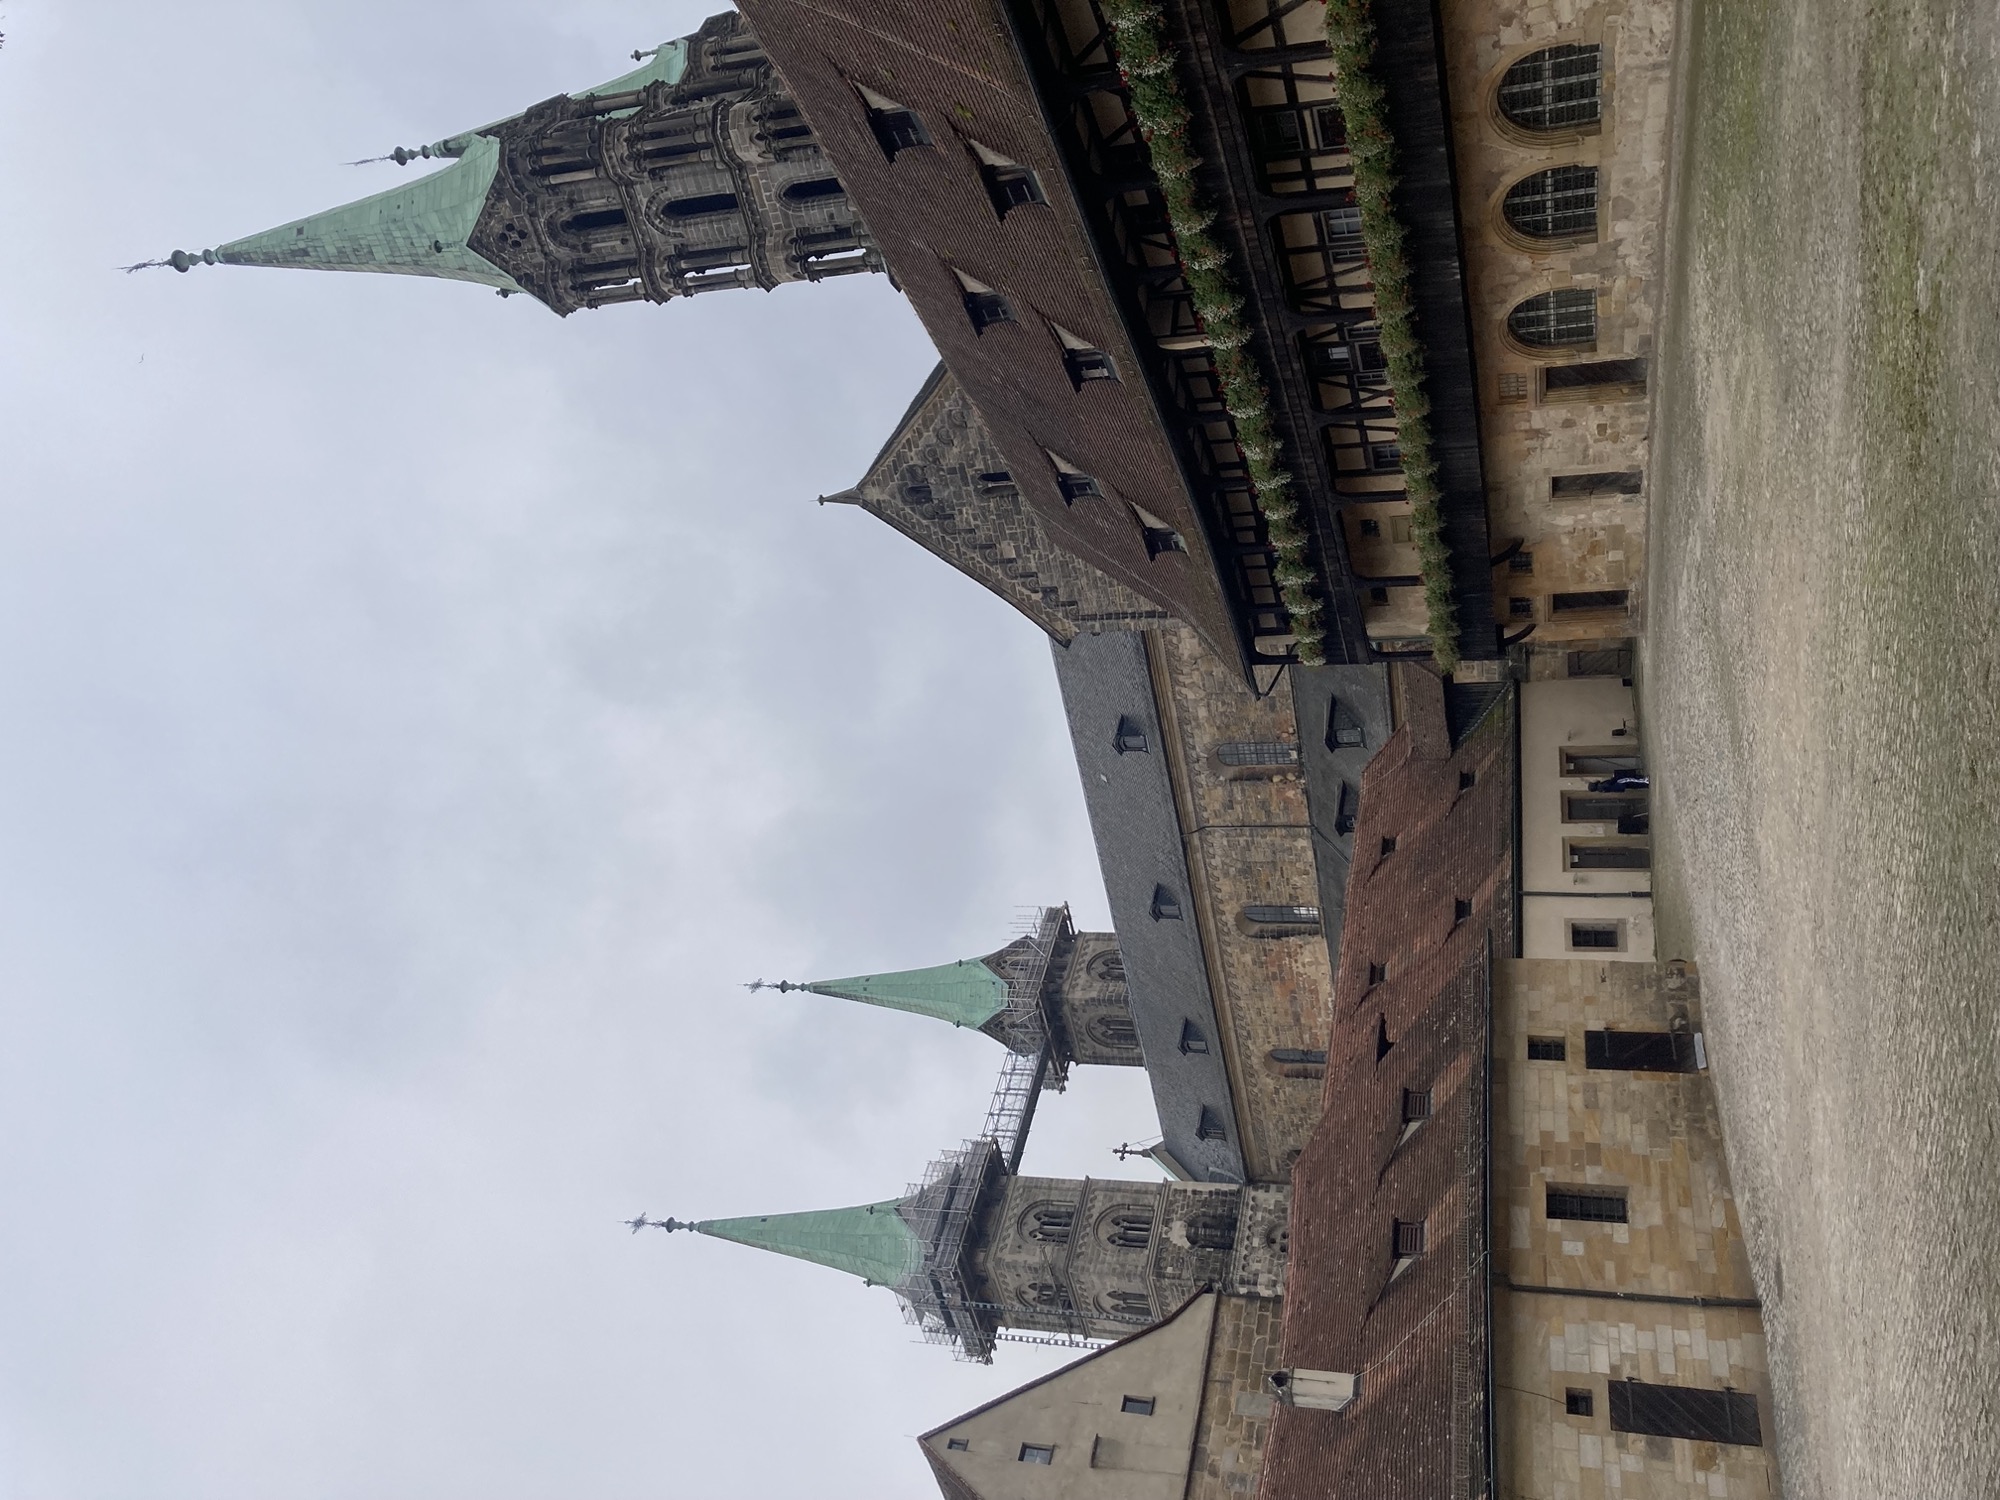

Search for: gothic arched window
xmin=561 ymin=207 xmax=629 ymax=236
xmin=1087 ymin=1014 xmax=1141 ymax=1051
xmin=1023 ymin=1281 xmax=1074 ymax=1310
xmin=1502 ymin=167 xmax=1599 ymax=240
xmin=1508 ymin=289 xmax=1598 ymax=348
xmin=1103 ymin=1210 xmax=1154 ymax=1250
xmin=1187 ymin=1214 xmax=1238 ymax=1251
xmin=1027 ymin=1204 xmax=1075 ymax=1244
xmin=1497 ymin=44 xmax=1603 ymax=131
xmin=662 ymin=192 xmax=741 ymax=219
xmin=1085 ymin=949 xmax=1127 ymax=985
xmin=1098 ymin=1289 xmax=1154 ymax=1321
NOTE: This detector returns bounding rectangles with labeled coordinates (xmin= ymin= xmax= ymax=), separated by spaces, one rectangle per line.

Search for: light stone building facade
xmin=1493 ymin=958 xmax=1775 ymax=1499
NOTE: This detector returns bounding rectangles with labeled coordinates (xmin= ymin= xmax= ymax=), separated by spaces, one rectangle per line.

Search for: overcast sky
xmin=0 ymin=3 xmax=1168 ymax=1495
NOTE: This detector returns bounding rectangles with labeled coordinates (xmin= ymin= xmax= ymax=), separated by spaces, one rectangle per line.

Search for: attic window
xmin=1402 ymin=1088 xmax=1432 ymax=1122
xmin=1130 ymin=504 xmax=1187 ymax=558
xmin=1018 ymin=1443 xmax=1055 ymax=1464
xmin=1375 ymin=1014 xmax=1394 ymax=1061
xmin=1366 ymin=961 xmax=1387 ymax=986
xmin=858 ymin=86 xmax=931 ymax=160
xmin=953 ymin=270 xmax=1015 ymax=333
xmin=1050 ymin=321 xmax=1118 ymax=387
xmin=1150 ymin=885 xmax=1182 ymax=921
xmin=1453 ymin=897 xmax=1473 ymax=923
xmin=1121 ymin=1395 xmax=1156 ymax=1416
xmin=1327 ymin=699 xmax=1366 ymax=749
xmin=947 ymin=1438 xmax=970 ymax=1451
xmin=1114 ymin=715 xmax=1149 ymax=754
xmin=1179 ymin=1020 xmax=1209 ymax=1055
xmin=967 ymin=141 xmax=1045 ymax=217
xmin=1196 ymin=1106 xmax=1229 ymax=1141
xmin=1047 ymin=451 xmax=1101 ymax=503
xmin=1392 ymin=1219 xmax=1426 ymax=1257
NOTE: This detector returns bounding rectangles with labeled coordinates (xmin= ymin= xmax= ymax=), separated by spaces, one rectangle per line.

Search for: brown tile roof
xmin=736 ymin=0 xmax=1248 ymax=669
xmin=1258 ymin=665 xmax=1514 ymax=1500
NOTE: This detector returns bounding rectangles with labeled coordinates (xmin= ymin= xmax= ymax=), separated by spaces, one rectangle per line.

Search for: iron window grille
xmin=1545 ymin=358 xmax=1647 ymax=395
xmin=1218 ymin=741 xmax=1300 ymax=767
xmin=1510 ymin=550 xmax=1537 ymax=573
xmin=1609 ymin=1380 xmax=1763 ymax=1446
xmin=1503 ymin=166 xmax=1600 ymax=238
xmin=1585 ymin=1030 xmax=1697 ymax=1072
xmin=1498 ymin=44 xmax=1604 ymax=130
xmin=1359 ymin=518 xmax=1381 ymax=537
xmin=1565 ymin=794 xmax=1647 ymax=822
xmin=1510 ymin=597 xmax=1537 ymax=619
xmin=1528 ymin=1036 xmax=1568 ymax=1062
xmin=1546 ymin=1187 xmax=1629 ymax=1223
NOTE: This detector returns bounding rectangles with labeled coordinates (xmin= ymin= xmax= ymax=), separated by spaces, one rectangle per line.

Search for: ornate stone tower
xmin=653 ymin=1140 xmax=1289 ymax=1359
xmin=766 ymin=907 xmax=1143 ymax=1071
xmin=154 ymin=11 xmax=882 ymax=313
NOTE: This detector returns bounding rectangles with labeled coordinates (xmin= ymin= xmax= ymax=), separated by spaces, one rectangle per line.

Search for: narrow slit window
xmin=1453 ymin=897 xmax=1473 ymax=923
xmin=1552 ymin=470 xmax=1644 ymax=499
xmin=1545 ymin=359 xmax=1647 ymax=396
xmin=1551 ymin=589 xmax=1631 ymax=614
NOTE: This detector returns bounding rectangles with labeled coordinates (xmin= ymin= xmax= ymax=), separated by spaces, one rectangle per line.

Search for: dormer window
xmin=858 ymin=85 xmax=931 ymax=160
xmin=1050 ymin=321 xmax=1118 ymax=387
xmin=1151 ymin=885 xmax=1182 ymax=921
xmin=1114 ymin=715 xmax=1149 ymax=754
xmin=968 ymin=140 xmax=1046 ymax=216
xmin=1179 ymin=1020 xmax=1209 ymax=1054
xmin=1133 ymin=505 xmax=1187 ymax=557
xmin=1196 ymin=1106 xmax=1229 ymax=1141
xmin=1047 ymin=451 xmax=1101 ymax=503
xmin=952 ymin=268 xmax=1014 ymax=332
xmin=1392 ymin=1218 xmax=1426 ymax=1258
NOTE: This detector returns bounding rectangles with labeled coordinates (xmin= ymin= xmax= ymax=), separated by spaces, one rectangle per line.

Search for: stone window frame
xmin=1493 ymin=42 xmax=1606 ymax=137
xmin=1497 ymin=164 xmax=1601 ymax=246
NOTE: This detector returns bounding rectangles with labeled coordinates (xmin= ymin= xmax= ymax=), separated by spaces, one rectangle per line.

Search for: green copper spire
xmin=694 ymin=1199 xmax=924 ymax=1288
xmin=798 ymin=959 xmax=1011 ymax=1031
xmin=213 ymin=135 xmax=519 ymax=290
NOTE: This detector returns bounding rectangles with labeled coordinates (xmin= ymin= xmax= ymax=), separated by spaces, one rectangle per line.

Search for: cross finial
xmin=625 ymin=1212 xmax=688 ymax=1234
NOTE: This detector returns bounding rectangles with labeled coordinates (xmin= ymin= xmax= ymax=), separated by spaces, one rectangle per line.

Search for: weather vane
xmin=624 ymin=1212 xmax=687 ymax=1234
xmin=743 ymin=979 xmax=802 ymax=993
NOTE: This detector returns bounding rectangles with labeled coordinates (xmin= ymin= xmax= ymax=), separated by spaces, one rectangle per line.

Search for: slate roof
xmin=1258 ymin=665 xmax=1515 ymax=1500
xmin=1289 ymin=664 xmax=1394 ymax=979
xmin=1050 ymin=629 xmax=1246 ymax=1183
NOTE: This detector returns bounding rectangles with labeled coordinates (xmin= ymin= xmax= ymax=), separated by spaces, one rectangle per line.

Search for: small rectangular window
xmin=1551 ymin=589 xmax=1631 ymax=614
xmin=1509 ymin=550 xmax=1535 ymax=573
xmin=1564 ymin=794 xmax=1646 ymax=823
xmin=1586 ymin=1030 xmax=1695 ymax=1072
xmin=947 ymin=1438 xmax=970 ymax=1451
xmin=1544 ymin=358 xmax=1647 ymax=396
xmin=1509 ymin=596 xmax=1536 ymax=619
xmin=1058 ymin=472 xmax=1102 ymax=503
xmin=1567 ymin=840 xmax=1651 ymax=870
xmin=1561 ymin=748 xmax=1644 ymax=777
xmin=1366 ymin=961 xmax=1387 ymax=986
xmin=1546 ymin=1187 xmax=1628 ymax=1223
xmin=1359 ymin=518 xmax=1382 ymax=537
xmin=1142 ymin=526 xmax=1186 ymax=557
xmin=1527 ymin=1036 xmax=1567 ymax=1062
xmin=1552 ymin=470 xmax=1644 ymax=498
xmin=1256 ymin=110 xmax=1305 ymax=156
xmin=1569 ymin=921 xmax=1623 ymax=950
xmin=1497 ymin=371 xmax=1530 ymax=403
xmin=1392 ymin=1219 xmax=1426 ymax=1257
xmin=1019 ymin=1443 xmax=1056 ymax=1464
xmin=1458 ymin=770 xmax=1477 ymax=791
xmin=1401 ymin=1088 xmax=1432 ymax=1122
xmin=1311 ymin=104 xmax=1346 ymax=149
xmin=1369 ymin=442 xmax=1403 ymax=470
xmin=1609 ymin=1380 xmax=1762 ymax=1446
xmin=1453 ymin=897 xmax=1473 ymax=923
xmin=1120 ymin=1395 xmax=1156 ymax=1416
xmin=867 ymin=105 xmax=931 ymax=160
xmin=1566 ymin=1388 xmax=1595 ymax=1417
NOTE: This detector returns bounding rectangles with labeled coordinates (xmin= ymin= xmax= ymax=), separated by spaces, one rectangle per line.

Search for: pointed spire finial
xmin=744 ymin=979 xmax=801 ymax=993
xmin=121 ymin=249 xmax=217 ymax=274
xmin=625 ymin=1212 xmax=688 ymax=1234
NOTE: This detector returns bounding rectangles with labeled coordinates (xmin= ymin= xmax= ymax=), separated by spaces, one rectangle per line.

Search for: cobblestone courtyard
xmin=1640 ymin=0 xmax=2000 ymax=1493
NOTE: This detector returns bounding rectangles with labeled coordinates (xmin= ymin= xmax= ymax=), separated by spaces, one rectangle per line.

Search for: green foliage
xmin=1323 ymin=0 xmax=1460 ymax=671
xmin=1099 ymin=0 xmax=1327 ymax=664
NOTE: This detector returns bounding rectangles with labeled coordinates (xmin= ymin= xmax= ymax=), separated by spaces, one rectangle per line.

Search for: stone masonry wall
xmin=1145 ymin=629 xmax=1339 ymax=1182
xmin=1186 ymin=1293 xmax=1284 ymax=1500
xmin=1494 ymin=958 xmax=1780 ymax=1499
xmin=844 ymin=369 xmax=1176 ymax=641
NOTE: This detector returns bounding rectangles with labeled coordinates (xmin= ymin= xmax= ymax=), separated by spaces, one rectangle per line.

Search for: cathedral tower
xmin=155 ymin=12 xmax=882 ymax=313
xmin=767 ymin=907 xmax=1143 ymax=1070
xmin=653 ymin=1140 xmax=1289 ymax=1360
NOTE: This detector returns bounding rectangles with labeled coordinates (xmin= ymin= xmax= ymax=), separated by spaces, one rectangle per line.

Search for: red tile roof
xmin=1259 ymin=666 xmax=1514 ymax=1500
